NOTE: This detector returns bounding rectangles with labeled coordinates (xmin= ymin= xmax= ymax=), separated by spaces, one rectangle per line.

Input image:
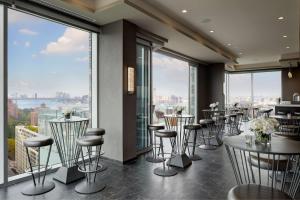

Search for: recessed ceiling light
xmin=181 ymin=9 xmax=187 ymax=13
xmin=283 ymin=35 xmax=287 ymax=38
xmin=209 ymin=30 xmax=214 ymax=33
xmin=239 ymin=52 xmax=243 ymax=55
xmin=286 ymin=46 xmax=290 ymax=49
xmin=278 ymin=16 xmax=284 ymax=20
xmin=227 ymin=43 xmax=232 ymax=46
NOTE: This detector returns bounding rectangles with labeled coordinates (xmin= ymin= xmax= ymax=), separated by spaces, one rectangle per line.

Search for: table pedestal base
xmin=167 ymin=153 xmax=192 ymax=168
xmin=53 ymin=166 xmax=85 ymax=184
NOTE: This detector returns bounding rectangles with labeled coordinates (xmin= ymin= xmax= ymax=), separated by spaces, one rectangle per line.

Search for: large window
xmin=225 ymin=71 xmax=282 ymax=107
xmin=152 ymin=52 xmax=197 ymax=122
xmin=6 ymin=9 xmax=97 ymax=180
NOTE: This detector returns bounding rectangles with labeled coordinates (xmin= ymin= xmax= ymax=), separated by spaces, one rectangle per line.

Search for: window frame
xmin=0 ymin=3 xmax=100 ymax=187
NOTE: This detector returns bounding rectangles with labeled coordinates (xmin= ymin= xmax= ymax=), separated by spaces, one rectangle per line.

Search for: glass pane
xmin=0 ymin=4 xmax=4 ymax=184
xmin=136 ymin=44 xmax=150 ymax=151
xmin=228 ymin=73 xmax=252 ymax=105
xmin=189 ymin=65 xmax=197 ymax=120
xmin=253 ymin=71 xmax=281 ymax=106
xmin=152 ymin=52 xmax=189 ymax=123
xmin=7 ymin=9 xmax=92 ymax=179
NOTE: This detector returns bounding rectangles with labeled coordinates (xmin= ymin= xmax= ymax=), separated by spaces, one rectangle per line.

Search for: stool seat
xmin=199 ymin=119 xmax=214 ymax=125
xmin=86 ymin=128 xmax=105 ymax=136
xmin=148 ymin=124 xmax=165 ymax=131
xmin=77 ymin=136 xmax=104 ymax=146
xmin=184 ymin=124 xmax=201 ymax=130
xmin=155 ymin=130 xmax=177 ymax=138
xmin=24 ymin=136 xmax=53 ymax=147
xmin=227 ymin=184 xmax=290 ymax=200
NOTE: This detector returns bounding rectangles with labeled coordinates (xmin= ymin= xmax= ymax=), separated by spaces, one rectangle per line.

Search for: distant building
xmin=15 ymin=126 xmax=39 ymax=174
xmin=30 ymin=111 xmax=38 ymax=126
xmin=8 ymin=99 xmax=18 ymax=119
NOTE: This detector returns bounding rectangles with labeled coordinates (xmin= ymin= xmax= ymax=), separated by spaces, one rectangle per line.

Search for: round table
xmin=164 ymin=114 xmax=194 ymax=168
xmin=224 ymin=135 xmax=300 ymax=199
xmin=49 ymin=117 xmax=89 ymax=184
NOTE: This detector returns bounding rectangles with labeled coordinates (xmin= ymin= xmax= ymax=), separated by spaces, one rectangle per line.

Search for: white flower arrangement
xmin=209 ymin=102 xmax=219 ymax=110
xmin=250 ymin=117 xmax=279 ymax=143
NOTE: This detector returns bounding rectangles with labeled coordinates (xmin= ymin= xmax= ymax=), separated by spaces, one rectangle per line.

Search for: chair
xmin=75 ymin=136 xmax=106 ymax=194
xmin=199 ymin=119 xmax=216 ymax=150
xmin=22 ymin=136 xmax=55 ymax=196
xmin=184 ymin=124 xmax=202 ymax=161
xmin=85 ymin=128 xmax=107 ymax=172
xmin=153 ymin=129 xmax=177 ymax=177
xmin=225 ymin=143 xmax=300 ymax=199
xmin=146 ymin=124 xmax=164 ymax=163
xmin=259 ymin=108 xmax=273 ymax=118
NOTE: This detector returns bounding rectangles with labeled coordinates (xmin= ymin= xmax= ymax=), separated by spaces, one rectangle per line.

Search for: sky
xmin=8 ymin=9 xmax=90 ymax=98
xmin=228 ymin=71 xmax=282 ymax=97
xmin=152 ymin=52 xmax=189 ymax=98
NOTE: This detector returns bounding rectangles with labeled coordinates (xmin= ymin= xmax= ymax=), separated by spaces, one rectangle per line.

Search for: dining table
xmin=164 ymin=114 xmax=194 ymax=168
xmin=49 ymin=116 xmax=89 ymax=184
xmin=224 ymin=135 xmax=300 ymax=199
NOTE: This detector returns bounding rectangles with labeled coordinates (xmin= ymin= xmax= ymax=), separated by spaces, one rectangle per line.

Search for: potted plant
xmin=63 ymin=109 xmax=73 ymax=120
xmin=250 ymin=117 xmax=279 ymax=145
xmin=175 ymin=106 xmax=184 ymax=115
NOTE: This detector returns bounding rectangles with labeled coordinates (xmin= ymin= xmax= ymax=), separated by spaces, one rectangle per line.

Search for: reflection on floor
xmin=0 ymin=144 xmax=236 ymax=200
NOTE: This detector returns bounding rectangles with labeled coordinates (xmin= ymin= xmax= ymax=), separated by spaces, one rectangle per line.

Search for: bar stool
xmin=154 ymin=129 xmax=177 ymax=177
xmin=212 ymin=116 xmax=226 ymax=145
xmin=184 ymin=124 xmax=202 ymax=161
xmin=22 ymin=136 xmax=55 ymax=196
xmin=75 ymin=136 xmax=106 ymax=194
xmin=146 ymin=124 xmax=165 ymax=163
xmin=199 ymin=119 xmax=216 ymax=150
xmin=85 ymin=128 xmax=107 ymax=172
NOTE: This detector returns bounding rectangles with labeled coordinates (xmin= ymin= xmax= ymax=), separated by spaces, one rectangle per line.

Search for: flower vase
xmin=255 ymin=132 xmax=271 ymax=145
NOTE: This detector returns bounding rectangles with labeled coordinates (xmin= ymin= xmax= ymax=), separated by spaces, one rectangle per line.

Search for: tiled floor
xmin=0 ymin=143 xmax=236 ymax=200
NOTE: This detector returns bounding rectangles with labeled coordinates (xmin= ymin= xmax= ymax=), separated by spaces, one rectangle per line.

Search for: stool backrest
xmin=225 ymin=144 xmax=300 ymax=198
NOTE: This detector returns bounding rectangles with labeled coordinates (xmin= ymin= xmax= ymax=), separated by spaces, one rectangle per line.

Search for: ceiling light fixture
xmin=278 ymin=16 xmax=284 ymax=20
xmin=286 ymin=46 xmax=290 ymax=49
xmin=209 ymin=30 xmax=214 ymax=33
xmin=239 ymin=52 xmax=243 ymax=55
xmin=181 ymin=9 xmax=187 ymax=13
xmin=227 ymin=43 xmax=232 ymax=46
xmin=283 ymin=35 xmax=287 ymax=38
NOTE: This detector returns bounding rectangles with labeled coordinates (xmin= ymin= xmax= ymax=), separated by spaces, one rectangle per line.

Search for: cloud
xmin=19 ymin=28 xmax=38 ymax=36
xmin=13 ymin=41 xmax=18 ymax=46
xmin=8 ymin=10 xmax=37 ymax=24
xmin=75 ymin=56 xmax=89 ymax=62
xmin=32 ymin=54 xmax=37 ymax=58
xmin=41 ymin=27 xmax=89 ymax=55
xmin=25 ymin=41 xmax=31 ymax=47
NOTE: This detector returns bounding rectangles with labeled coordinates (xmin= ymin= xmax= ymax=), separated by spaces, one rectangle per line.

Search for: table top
xmin=270 ymin=115 xmax=300 ymax=120
xmin=49 ymin=116 xmax=89 ymax=123
xmin=224 ymin=135 xmax=300 ymax=155
xmin=164 ymin=114 xmax=194 ymax=118
xmin=202 ymin=109 xmax=225 ymax=112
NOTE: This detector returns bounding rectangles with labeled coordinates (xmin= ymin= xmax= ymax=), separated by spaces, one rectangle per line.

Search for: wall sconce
xmin=127 ymin=66 xmax=135 ymax=94
xmin=288 ymin=63 xmax=293 ymax=79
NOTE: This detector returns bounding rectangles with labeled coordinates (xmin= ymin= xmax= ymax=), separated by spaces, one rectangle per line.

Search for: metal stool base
xmin=146 ymin=156 xmax=164 ymax=163
xmin=199 ymin=144 xmax=217 ymax=150
xmin=22 ymin=181 xmax=55 ymax=196
xmin=97 ymin=163 xmax=108 ymax=172
xmin=75 ymin=181 xmax=106 ymax=194
xmin=53 ymin=166 xmax=85 ymax=184
xmin=189 ymin=154 xmax=202 ymax=161
xmin=154 ymin=167 xmax=177 ymax=177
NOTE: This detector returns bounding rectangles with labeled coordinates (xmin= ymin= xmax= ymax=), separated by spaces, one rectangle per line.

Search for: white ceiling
xmin=143 ymin=0 xmax=300 ymax=65
xmin=54 ymin=0 xmax=300 ymax=66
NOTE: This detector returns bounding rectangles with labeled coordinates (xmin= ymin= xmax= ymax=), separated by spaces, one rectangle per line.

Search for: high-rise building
xmin=30 ymin=111 xmax=38 ymax=126
xmin=15 ymin=126 xmax=39 ymax=173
